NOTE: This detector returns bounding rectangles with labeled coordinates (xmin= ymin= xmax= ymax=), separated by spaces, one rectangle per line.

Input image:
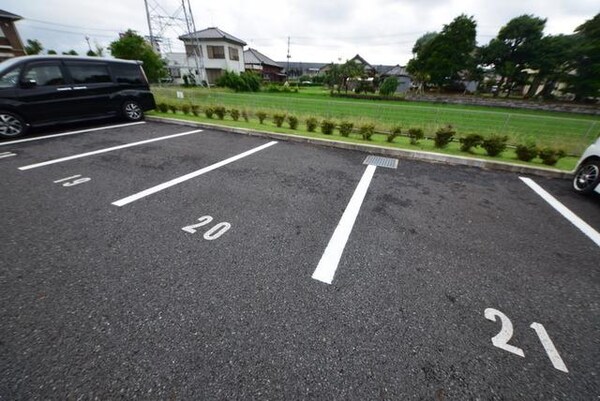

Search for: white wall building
xmin=178 ymin=27 xmax=246 ymax=85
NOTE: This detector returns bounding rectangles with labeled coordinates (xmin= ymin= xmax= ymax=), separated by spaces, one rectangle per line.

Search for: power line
xmin=20 ymin=23 xmax=117 ymax=38
xmin=25 ymin=18 xmax=122 ymax=32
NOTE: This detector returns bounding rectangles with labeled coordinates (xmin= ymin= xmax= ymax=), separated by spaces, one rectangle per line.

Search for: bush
xmin=181 ymin=104 xmax=191 ymax=115
xmin=204 ymin=107 xmax=215 ymax=118
xmin=216 ymin=70 xmax=261 ymax=92
xmin=388 ymin=126 xmax=401 ymax=143
xmin=241 ymin=110 xmax=249 ymax=122
xmin=191 ymin=104 xmax=200 ymax=116
xmin=287 ymin=115 xmax=299 ymax=130
xmin=434 ymin=125 xmax=455 ymax=148
xmin=157 ymin=102 xmax=169 ymax=113
xmin=538 ymin=147 xmax=566 ymax=166
xmin=482 ymin=135 xmax=508 ymax=156
xmin=257 ymin=111 xmax=267 ymax=124
xmin=168 ymin=104 xmax=178 ymax=114
xmin=407 ymin=128 xmax=424 ymax=145
xmin=214 ymin=106 xmax=227 ymax=120
xmin=321 ymin=119 xmax=336 ymax=135
xmin=306 ymin=117 xmax=318 ymax=132
xmin=273 ymin=113 xmax=286 ymax=127
xmin=379 ymin=77 xmax=399 ymax=96
xmin=359 ymin=124 xmax=375 ymax=140
xmin=515 ymin=143 xmax=538 ymax=162
xmin=459 ymin=134 xmax=484 ymax=152
xmin=339 ymin=121 xmax=354 ymax=137
xmin=230 ymin=108 xmax=240 ymax=121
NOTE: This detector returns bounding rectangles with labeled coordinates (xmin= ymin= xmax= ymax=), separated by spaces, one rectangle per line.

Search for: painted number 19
xmin=485 ymin=308 xmax=568 ymax=373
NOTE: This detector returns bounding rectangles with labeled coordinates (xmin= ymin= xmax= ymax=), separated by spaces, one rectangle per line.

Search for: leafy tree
xmin=339 ymin=59 xmax=364 ymax=93
xmin=86 ymin=49 xmax=97 ymax=57
xmin=480 ymin=15 xmax=546 ymax=97
xmin=62 ymin=50 xmax=79 ymax=55
xmin=406 ymin=15 xmax=477 ymax=88
xmin=527 ymin=34 xmax=575 ymax=98
xmin=109 ymin=29 xmax=166 ymax=82
xmin=324 ymin=63 xmax=341 ymax=93
xmin=47 ymin=49 xmax=57 ymax=55
xmin=379 ymin=77 xmax=398 ymax=95
xmin=565 ymin=13 xmax=600 ymax=102
xmin=24 ymin=39 xmax=43 ymax=55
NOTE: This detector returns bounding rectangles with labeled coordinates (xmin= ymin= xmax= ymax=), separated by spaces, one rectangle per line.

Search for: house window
xmin=207 ymin=45 xmax=225 ymax=59
xmin=228 ymin=47 xmax=239 ymax=61
xmin=185 ymin=44 xmax=203 ymax=58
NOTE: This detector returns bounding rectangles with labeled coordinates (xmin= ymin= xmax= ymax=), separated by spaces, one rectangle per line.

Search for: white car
xmin=573 ymin=136 xmax=600 ymax=195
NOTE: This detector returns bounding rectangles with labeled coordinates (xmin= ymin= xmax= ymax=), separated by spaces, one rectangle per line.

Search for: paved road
xmin=1 ymin=121 xmax=598 ymax=400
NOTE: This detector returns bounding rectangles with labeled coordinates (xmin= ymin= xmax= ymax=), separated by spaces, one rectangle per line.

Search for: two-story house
xmin=0 ymin=10 xmax=26 ymax=61
xmin=179 ymin=27 xmax=246 ymax=85
xmin=244 ymin=48 xmax=285 ymax=82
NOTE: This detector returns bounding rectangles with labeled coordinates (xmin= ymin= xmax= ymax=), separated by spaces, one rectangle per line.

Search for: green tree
xmin=480 ymin=15 xmax=546 ymax=97
xmin=407 ymin=15 xmax=477 ymax=88
xmin=86 ymin=49 xmax=97 ymax=56
xmin=62 ymin=50 xmax=79 ymax=55
xmin=527 ymin=34 xmax=575 ymax=98
xmin=24 ymin=39 xmax=43 ymax=55
xmin=379 ymin=77 xmax=398 ymax=95
xmin=565 ymin=13 xmax=600 ymax=102
xmin=109 ymin=29 xmax=166 ymax=82
xmin=324 ymin=63 xmax=341 ymax=93
xmin=47 ymin=49 xmax=57 ymax=55
xmin=339 ymin=59 xmax=364 ymax=93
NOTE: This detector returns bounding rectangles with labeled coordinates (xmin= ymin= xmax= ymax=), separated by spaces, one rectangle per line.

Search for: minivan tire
xmin=0 ymin=111 xmax=27 ymax=138
xmin=573 ymin=160 xmax=600 ymax=195
xmin=122 ymin=100 xmax=144 ymax=122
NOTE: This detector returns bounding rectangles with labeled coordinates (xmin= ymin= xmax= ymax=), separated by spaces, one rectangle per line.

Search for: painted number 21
xmin=182 ymin=215 xmax=231 ymax=240
xmin=485 ymin=308 xmax=568 ymax=373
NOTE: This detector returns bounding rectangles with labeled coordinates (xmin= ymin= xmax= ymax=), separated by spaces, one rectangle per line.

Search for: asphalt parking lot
xmin=1 ymin=120 xmax=599 ymax=400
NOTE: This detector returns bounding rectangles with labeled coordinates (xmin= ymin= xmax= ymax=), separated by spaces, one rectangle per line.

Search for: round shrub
xmin=359 ymin=124 xmax=375 ymax=140
xmin=230 ymin=108 xmax=240 ymax=121
xmin=191 ymin=104 xmax=200 ymax=116
xmin=288 ymin=115 xmax=299 ymax=130
xmin=538 ymin=147 xmax=566 ymax=166
xmin=482 ymin=135 xmax=508 ymax=156
xmin=273 ymin=113 xmax=286 ymax=127
xmin=515 ymin=143 xmax=538 ymax=162
xmin=214 ymin=106 xmax=227 ymax=120
xmin=408 ymin=128 xmax=424 ymax=145
xmin=306 ymin=117 xmax=318 ymax=132
xmin=204 ymin=107 xmax=215 ymax=118
xmin=181 ymin=104 xmax=191 ymax=115
xmin=257 ymin=111 xmax=267 ymax=124
xmin=459 ymin=134 xmax=483 ymax=152
xmin=339 ymin=121 xmax=354 ymax=137
xmin=379 ymin=77 xmax=399 ymax=96
xmin=157 ymin=102 xmax=169 ymax=113
xmin=321 ymin=120 xmax=336 ymax=135
xmin=434 ymin=125 xmax=455 ymax=148
xmin=242 ymin=110 xmax=249 ymax=122
xmin=168 ymin=104 xmax=178 ymax=114
xmin=388 ymin=126 xmax=401 ymax=143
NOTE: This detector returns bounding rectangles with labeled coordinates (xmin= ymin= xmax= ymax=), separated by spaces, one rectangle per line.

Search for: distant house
xmin=0 ymin=9 xmax=25 ymax=61
xmin=179 ymin=27 xmax=246 ymax=85
xmin=279 ymin=61 xmax=327 ymax=78
xmin=348 ymin=54 xmax=377 ymax=77
xmin=244 ymin=48 xmax=285 ymax=82
xmin=163 ymin=52 xmax=189 ymax=84
xmin=380 ymin=65 xmax=412 ymax=94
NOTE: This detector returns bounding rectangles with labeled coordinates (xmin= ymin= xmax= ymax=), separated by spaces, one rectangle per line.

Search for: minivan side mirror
xmin=20 ymin=79 xmax=37 ymax=89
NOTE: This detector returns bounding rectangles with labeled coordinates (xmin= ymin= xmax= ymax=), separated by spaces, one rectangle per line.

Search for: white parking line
xmin=112 ymin=141 xmax=278 ymax=207
xmin=0 ymin=122 xmax=145 ymax=147
xmin=18 ymin=129 xmax=203 ymax=171
xmin=520 ymin=177 xmax=600 ymax=247
xmin=0 ymin=152 xmax=16 ymax=159
xmin=312 ymin=164 xmax=377 ymax=284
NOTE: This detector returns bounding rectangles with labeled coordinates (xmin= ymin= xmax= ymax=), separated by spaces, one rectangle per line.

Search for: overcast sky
xmin=3 ymin=0 xmax=598 ymax=66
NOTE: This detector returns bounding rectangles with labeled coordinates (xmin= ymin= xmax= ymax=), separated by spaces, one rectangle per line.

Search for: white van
xmin=573 ymin=136 xmax=600 ymax=195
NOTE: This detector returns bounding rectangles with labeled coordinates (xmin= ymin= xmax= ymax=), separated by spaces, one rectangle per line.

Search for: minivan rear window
xmin=67 ymin=63 xmax=112 ymax=84
xmin=111 ymin=63 xmax=144 ymax=85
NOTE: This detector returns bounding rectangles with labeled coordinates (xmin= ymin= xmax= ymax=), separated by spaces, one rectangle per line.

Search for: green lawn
xmin=151 ymin=86 xmax=600 ymax=155
xmin=149 ymin=110 xmax=580 ymax=172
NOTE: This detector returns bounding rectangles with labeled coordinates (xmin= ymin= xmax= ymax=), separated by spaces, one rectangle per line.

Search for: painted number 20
xmin=485 ymin=308 xmax=568 ymax=373
xmin=182 ymin=215 xmax=231 ymax=240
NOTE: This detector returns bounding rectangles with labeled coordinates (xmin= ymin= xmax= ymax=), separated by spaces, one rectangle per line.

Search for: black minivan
xmin=0 ymin=55 xmax=156 ymax=138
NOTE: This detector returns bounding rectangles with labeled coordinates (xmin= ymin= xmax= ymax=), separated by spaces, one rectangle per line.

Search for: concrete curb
xmin=147 ymin=115 xmax=573 ymax=179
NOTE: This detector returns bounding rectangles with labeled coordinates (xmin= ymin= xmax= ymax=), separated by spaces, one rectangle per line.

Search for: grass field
xmin=151 ymin=86 xmax=600 ymax=155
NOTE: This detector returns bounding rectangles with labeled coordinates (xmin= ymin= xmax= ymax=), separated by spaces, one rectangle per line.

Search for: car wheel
xmin=122 ymin=100 xmax=144 ymax=121
xmin=0 ymin=111 xmax=27 ymax=138
xmin=573 ymin=160 xmax=600 ymax=194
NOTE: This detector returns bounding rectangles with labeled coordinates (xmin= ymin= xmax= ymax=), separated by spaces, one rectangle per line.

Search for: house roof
xmin=244 ymin=48 xmax=281 ymax=68
xmin=349 ymin=54 xmax=373 ymax=69
xmin=0 ymin=9 xmax=23 ymax=20
xmin=179 ymin=27 xmax=246 ymax=46
xmin=381 ymin=65 xmax=410 ymax=77
xmin=277 ymin=61 xmax=327 ymax=72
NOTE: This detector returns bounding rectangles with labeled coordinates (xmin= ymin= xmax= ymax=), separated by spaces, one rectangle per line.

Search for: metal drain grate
xmin=363 ymin=155 xmax=398 ymax=169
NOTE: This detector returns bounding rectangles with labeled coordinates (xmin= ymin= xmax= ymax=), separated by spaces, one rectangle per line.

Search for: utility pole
xmin=182 ymin=0 xmax=202 ymax=86
xmin=85 ymin=36 xmax=92 ymax=52
xmin=286 ymin=36 xmax=291 ymax=78
xmin=187 ymin=0 xmax=206 ymax=86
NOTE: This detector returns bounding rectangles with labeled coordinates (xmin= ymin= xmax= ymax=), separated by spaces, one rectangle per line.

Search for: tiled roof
xmin=179 ymin=27 xmax=246 ymax=45
xmin=244 ymin=48 xmax=281 ymax=68
xmin=381 ymin=65 xmax=409 ymax=76
xmin=0 ymin=9 xmax=23 ymax=20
